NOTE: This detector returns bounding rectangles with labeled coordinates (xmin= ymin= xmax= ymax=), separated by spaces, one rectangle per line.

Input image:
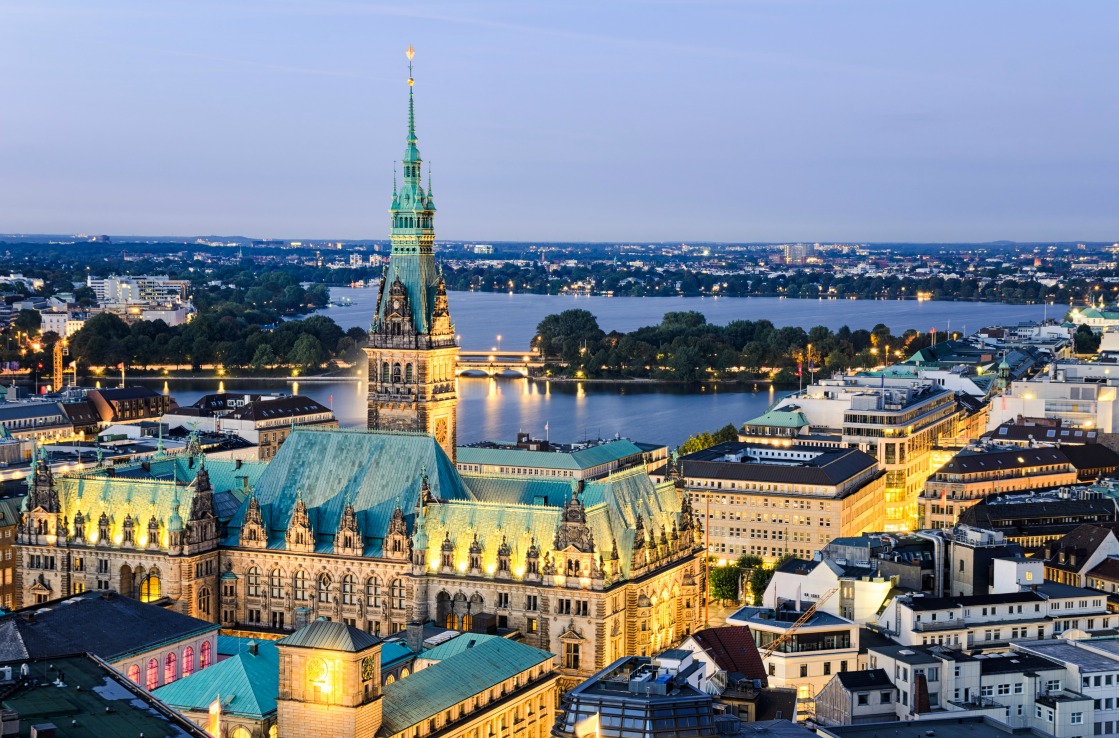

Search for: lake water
xmin=132 ymin=376 xmax=789 ymax=450
xmin=128 ymin=290 xmax=1047 ymax=449
xmin=317 ymin=287 xmax=1052 ymax=352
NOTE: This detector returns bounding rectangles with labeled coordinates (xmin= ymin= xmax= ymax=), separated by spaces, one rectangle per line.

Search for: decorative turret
xmin=383 ymin=505 xmax=409 ymax=560
xmin=468 ymin=533 xmax=482 ymax=574
xmin=525 ymin=537 xmax=540 ymax=579
xmin=241 ymin=490 xmax=267 ymax=549
xmin=147 ymin=515 xmax=161 ymax=549
xmin=122 ymin=514 xmax=135 ymax=547
xmin=97 ymin=512 xmax=110 ymax=547
xmin=335 ymin=502 xmax=363 ymax=556
xmin=440 ymin=531 xmax=455 ymax=571
xmin=632 ymin=514 xmax=647 ymax=570
xmin=496 ymin=535 xmax=511 ymax=578
xmin=286 ymin=491 xmax=314 ymax=553
xmin=553 ymin=486 xmax=594 ymax=553
xmin=26 ymin=445 xmax=59 ymax=514
xmin=73 ymin=510 xmax=85 ymax=542
xmin=186 ymin=458 xmax=218 ymax=548
xmin=410 ymin=501 xmax=429 ymax=569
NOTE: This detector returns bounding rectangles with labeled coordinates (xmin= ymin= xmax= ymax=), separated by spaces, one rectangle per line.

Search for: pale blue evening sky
xmin=1 ymin=1 xmax=1116 ymax=243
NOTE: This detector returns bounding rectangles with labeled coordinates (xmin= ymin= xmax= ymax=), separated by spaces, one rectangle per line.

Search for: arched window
xmin=381 ymin=362 xmax=390 ymax=382
xmin=392 ymin=363 xmax=402 ymax=383
xmin=270 ymin=568 xmax=284 ymax=599
xmin=318 ymin=573 xmax=333 ymax=604
xmin=366 ymin=577 xmax=382 ymax=608
xmin=405 ymin=363 xmax=413 ymax=383
xmin=294 ymin=570 xmax=308 ymax=601
xmin=247 ymin=567 xmax=261 ymax=598
xmin=183 ymin=647 xmax=195 ymax=677
xmin=342 ymin=574 xmax=356 ymax=605
xmin=231 ymin=728 xmax=252 ymax=738
xmin=461 ymin=613 xmax=473 ymax=631
xmin=401 ymin=667 xmax=410 ymax=678
xmin=385 ymin=674 xmax=395 ymax=685
xmin=390 ymin=579 xmax=405 ymax=609
xmin=197 ymin=587 xmax=212 ymax=617
xmin=146 ymin=658 xmax=159 ymax=691
xmin=200 ymin=641 xmax=212 ymax=669
xmin=140 ymin=573 xmax=161 ymax=603
xmin=127 ymin=664 xmax=140 ymax=684
xmin=164 ymin=652 xmax=177 ymax=683
xmin=444 ymin=611 xmax=455 ymax=628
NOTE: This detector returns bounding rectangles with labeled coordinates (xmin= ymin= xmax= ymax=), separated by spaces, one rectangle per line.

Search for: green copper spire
xmin=369 ymin=44 xmax=449 ymax=340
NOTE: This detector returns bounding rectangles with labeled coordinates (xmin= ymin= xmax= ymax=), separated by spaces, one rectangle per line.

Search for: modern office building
xmin=662 ymin=441 xmax=884 ymax=563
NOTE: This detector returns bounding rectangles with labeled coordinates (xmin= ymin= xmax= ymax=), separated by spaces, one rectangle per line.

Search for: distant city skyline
xmin=1 ymin=1 xmax=1116 ymax=243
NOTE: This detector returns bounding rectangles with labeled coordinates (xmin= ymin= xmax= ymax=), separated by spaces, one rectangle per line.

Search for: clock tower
xmin=365 ymin=46 xmax=459 ymax=461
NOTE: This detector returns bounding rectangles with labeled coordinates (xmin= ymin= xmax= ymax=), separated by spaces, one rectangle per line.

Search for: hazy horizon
xmin=2 ymin=1 xmax=1117 ymax=243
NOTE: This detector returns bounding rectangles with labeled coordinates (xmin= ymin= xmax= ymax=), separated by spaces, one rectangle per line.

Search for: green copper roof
xmin=380 ymin=639 xmax=415 ymax=670
xmin=154 ymin=639 xmax=279 ymax=719
xmin=58 ymin=455 xmax=263 ymax=545
xmin=426 ymin=468 xmax=682 ymax=577
xmin=380 ymin=638 xmax=554 ymax=735
xmin=418 ymin=632 xmax=503 ymax=662
xmin=744 ymin=408 xmax=810 ymax=429
xmin=456 ymin=439 xmax=645 ymax=471
xmin=225 ymin=428 xmax=473 ymax=554
xmin=278 ymin=618 xmax=381 ymax=653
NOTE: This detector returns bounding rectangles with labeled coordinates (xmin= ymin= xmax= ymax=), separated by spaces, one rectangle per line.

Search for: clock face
xmin=435 ymin=418 xmax=448 ymax=445
xmin=362 ymin=656 xmax=377 ymax=682
xmin=392 ymin=299 xmax=400 ymax=311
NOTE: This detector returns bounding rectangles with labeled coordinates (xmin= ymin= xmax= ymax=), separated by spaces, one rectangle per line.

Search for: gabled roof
xmin=278 ymin=619 xmax=381 ymax=653
xmin=0 ymin=591 xmax=219 ymax=662
xmin=689 ymin=627 xmax=767 ymax=684
xmin=154 ymin=639 xmax=279 ymax=719
xmin=226 ymin=395 xmax=332 ymax=421
xmin=380 ymin=638 xmax=554 ymax=735
xmin=1044 ymin=523 xmax=1119 ymax=571
xmin=1088 ymin=557 xmax=1119 ymax=583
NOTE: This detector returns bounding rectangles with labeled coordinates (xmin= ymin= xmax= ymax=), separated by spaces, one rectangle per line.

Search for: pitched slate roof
xmin=932 ymin=446 xmax=1071 ymax=476
xmin=226 ymin=395 xmax=332 ymax=421
xmin=679 ymin=442 xmax=878 ymax=489
xmin=834 ymin=669 xmax=894 ymax=691
xmin=1045 ymin=523 xmax=1119 ymax=572
xmin=0 ymin=591 xmax=218 ymax=662
xmin=224 ymin=428 xmax=472 ymax=555
xmin=154 ymin=639 xmax=279 ymax=719
xmin=1088 ymin=557 xmax=1119 ymax=583
xmin=689 ymin=627 xmax=767 ymax=685
xmin=278 ymin=619 xmax=381 ymax=653
xmin=380 ymin=638 xmax=554 ymax=735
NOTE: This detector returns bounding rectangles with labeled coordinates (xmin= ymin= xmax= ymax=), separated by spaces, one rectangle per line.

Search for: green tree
xmin=251 ymin=344 xmax=278 ymax=369
xmin=290 ymin=334 xmax=325 ymax=370
xmin=534 ymin=309 xmax=604 ymax=358
xmin=708 ymin=564 xmax=741 ymax=604
xmin=748 ymin=566 xmax=776 ymax=606
xmin=13 ymin=309 xmax=41 ymax=333
xmin=735 ymin=554 xmax=765 ymax=570
xmin=1074 ymin=324 xmax=1101 ymax=354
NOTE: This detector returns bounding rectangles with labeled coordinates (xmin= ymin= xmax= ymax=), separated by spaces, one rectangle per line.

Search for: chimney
xmin=404 ymin=620 xmax=426 ymax=653
xmin=247 ymin=639 xmax=258 ymax=656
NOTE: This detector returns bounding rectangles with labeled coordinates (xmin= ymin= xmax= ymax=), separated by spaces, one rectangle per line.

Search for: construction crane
xmin=52 ymin=339 xmax=66 ymax=392
xmin=760 ymin=587 xmax=838 ymax=659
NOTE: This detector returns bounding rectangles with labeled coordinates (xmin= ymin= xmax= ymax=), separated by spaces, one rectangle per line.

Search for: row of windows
xmin=241 ymin=568 xmax=407 ymax=608
xmin=125 ymin=642 xmax=212 ymax=691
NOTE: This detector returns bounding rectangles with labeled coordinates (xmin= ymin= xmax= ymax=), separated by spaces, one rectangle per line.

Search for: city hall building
xmin=16 ymin=56 xmax=703 ymax=690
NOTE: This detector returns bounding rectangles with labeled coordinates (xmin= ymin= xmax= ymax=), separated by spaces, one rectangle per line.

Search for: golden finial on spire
xmin=406 ymin=44 xmax=415 ymax=86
